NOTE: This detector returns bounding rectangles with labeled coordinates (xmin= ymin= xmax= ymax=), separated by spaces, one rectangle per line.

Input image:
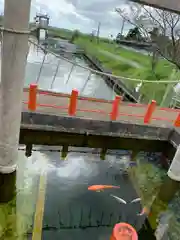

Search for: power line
xmin=29 ymin=39 xmax=180 ymax=84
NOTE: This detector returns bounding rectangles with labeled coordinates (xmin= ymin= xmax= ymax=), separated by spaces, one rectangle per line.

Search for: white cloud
xmin=36 ymin=0 xmax=75 ymax=15
xmin=0 ymin=0 xmax=132 ymax=37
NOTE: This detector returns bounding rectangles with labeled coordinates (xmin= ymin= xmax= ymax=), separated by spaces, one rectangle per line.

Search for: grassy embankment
xmin=48 ymin=27 xmax=177 ymax=105
xmin=75 ymin=36 xmax=176 ymax=105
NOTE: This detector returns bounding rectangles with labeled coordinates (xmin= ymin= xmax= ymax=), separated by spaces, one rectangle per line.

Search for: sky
xmin=0 ymin=0 xmax=133 ymax=38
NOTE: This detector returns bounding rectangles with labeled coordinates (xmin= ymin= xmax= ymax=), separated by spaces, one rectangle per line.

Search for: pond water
xmin=25 ymin=42 xmax=115 ymax=100
xmin=1 ymin=147 xmax=180 ymax=240
xmin=1 ymin=41 xmax=180 ymax=240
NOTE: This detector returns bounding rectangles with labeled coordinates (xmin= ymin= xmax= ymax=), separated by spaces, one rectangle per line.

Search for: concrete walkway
xmin=98 ymin=49 xmax=143 ymax=69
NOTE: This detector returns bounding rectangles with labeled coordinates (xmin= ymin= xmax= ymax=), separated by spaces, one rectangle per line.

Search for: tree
xmin=70 ymin=29 xmax=80 ymax=43
xmin=126 ymin=26 xmax=143 ymax=41
xmin=116 ymin=33 xmax=124 ymax=43
xmin=115 ymin=4 xmax=180 ymax=70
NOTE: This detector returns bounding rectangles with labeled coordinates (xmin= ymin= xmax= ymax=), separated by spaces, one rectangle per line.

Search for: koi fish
xmin=137 ymin=206 xmax=150 ymax=216
xmin=110 ymin=194 xmax=127 ymax=204
xmin=130 ymin=198 xmax=141 ymax=204
xmin=112 ymin=223 xmax=138 ymax=240
xmin=88 ymin=185 xmax=120 ymax=192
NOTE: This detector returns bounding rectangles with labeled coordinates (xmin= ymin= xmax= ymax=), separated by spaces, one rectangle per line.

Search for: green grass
xmin=47 ymin=27 xmax=176 ymax=105
xmin=75 ymin=37 xmax=173 ymax=79
xmin=75 ymin=37 xmax=176 ymax=105
xmin=48 ymin=27 xmax=73 ymax=40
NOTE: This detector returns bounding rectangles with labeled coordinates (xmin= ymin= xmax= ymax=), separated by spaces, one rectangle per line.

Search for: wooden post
xmin=28 ymin=84 xmax=37 ymax=111
xmin=110 ymin=96 xmax=121 ymax=121
xmin=131 ymin=150 xmax=139 ymax=161
xmin=100 ymin=147 xmax=107 ymax=160
xmin=0 ymin=0 xmax=31 ymax=202
xmin=68 ymin=89 xmax=78 ymax=116
xmin=61 ymin=145 xmax=68 ymax=159
xmin=144 ymin=100 xmax=156 ymax=124
xmin=25 ymin=144 xmax=33 ymax=157
xmin=174 ymin=113 xmax=180 ymax=127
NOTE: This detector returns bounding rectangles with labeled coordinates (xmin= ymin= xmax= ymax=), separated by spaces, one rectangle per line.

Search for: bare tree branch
xmin=115 ymin=4 xmax=180 ymax=70
xmin=115 ymin=8 xmax=149 ymax=39
xmin=143 ymin=7 xmax=164 ymax=30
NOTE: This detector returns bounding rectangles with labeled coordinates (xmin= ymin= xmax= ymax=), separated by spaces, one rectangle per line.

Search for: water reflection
xmin=25 ymin=43 xmax=115 ymax=100
xmin=2 ymin=148 xmax=180 ymax=239
xmin=32 ymin=150 xmax=145 ymax=239
xmin=0 ymin=148 xmax=180 ymax=238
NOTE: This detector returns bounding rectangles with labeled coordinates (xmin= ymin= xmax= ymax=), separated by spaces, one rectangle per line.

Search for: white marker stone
xmin=168 ymin=145 xmax=180 ymax=181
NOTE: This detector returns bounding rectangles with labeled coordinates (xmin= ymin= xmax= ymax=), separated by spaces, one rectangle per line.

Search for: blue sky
xmin=0 ymin=0 xmax=133 ymax=38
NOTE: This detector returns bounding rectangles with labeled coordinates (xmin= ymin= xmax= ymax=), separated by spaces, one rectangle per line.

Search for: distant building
xmin=34 ymin=13 xmax=50 ymax=42
xmin=34 ymin=13 xmax=50 ymax=29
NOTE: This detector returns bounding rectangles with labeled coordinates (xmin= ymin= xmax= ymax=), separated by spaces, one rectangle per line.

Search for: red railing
xmin=24 ymin=84 xmax=180 ymax=127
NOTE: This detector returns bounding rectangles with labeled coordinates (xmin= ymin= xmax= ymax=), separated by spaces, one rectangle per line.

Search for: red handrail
xmin=111 ymin=96 xmax=121 ymax=121
xmin=68 ymin=89 xmax=78 ymax=116
xmin=24 ymin=85 xmax=180 ymax=127
xmin=174 ymin=113 xmax=180 ymax=127
xmin=28 ymin=84 xmax=37 ymax=111
xmin=144 ymin=100 xmax=156 ymax=124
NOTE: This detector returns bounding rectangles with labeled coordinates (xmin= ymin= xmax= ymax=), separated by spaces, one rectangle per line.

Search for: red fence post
xmin=174 ymin=113 xmax=180 ymax=127
xmin=28 ymin=84 xmax=37 ymax=111
xmin=111 ymin=96 xmax=121 ymax=121
xmin=144 ymin=100 xmax=156 ymax=124
xmin=69 ymin=89 xmax=78 ymax=116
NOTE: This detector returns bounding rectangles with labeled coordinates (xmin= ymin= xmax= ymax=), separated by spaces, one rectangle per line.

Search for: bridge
xmin=21 ymin=40 xmax=180 ymax=166
xmin=21 ymin=84 xmax=180 ymax=156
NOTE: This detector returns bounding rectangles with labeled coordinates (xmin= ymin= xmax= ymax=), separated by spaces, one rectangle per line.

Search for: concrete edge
xmin=21 ymin=112 xmax=172 ymax=141
xmin=168 ymin=128 xmax=180 ymax=149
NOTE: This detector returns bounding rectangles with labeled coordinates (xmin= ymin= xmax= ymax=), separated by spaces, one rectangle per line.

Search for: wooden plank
xmin=32 ymin=164 xmax=47 ymax=240
xmin=129 ymin=0 xmax=180 ymax=14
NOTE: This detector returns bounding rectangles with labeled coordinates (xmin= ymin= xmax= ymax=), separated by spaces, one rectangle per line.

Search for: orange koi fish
xmin=111 ymin=222 xmax=138 ymax=240
xmin=137 ymin=206 xmax=150 ymax=216
xmin=88 ymin=185 xmax=120 ymax=192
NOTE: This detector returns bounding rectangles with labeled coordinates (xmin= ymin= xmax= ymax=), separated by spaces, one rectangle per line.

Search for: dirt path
xmin=98 ymin=49 xmax=143 ymax=69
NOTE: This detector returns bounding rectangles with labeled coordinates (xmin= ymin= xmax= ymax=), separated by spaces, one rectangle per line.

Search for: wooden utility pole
xmin=96 ymin=22 xmax=101 ymax=44
xmin=120 ymin=18 xmax=125 ymax=38
xmin=0 ymin=0 xmax=31 ymax=202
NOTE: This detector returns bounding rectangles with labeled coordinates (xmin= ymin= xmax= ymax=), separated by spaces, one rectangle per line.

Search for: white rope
xmin=29 ymin=39 xmax=180 ymax=84
xmin=0 ymin=27 xmax=30 ymax=34
xmin=0 ymin=142 xmax=18 ymax=173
